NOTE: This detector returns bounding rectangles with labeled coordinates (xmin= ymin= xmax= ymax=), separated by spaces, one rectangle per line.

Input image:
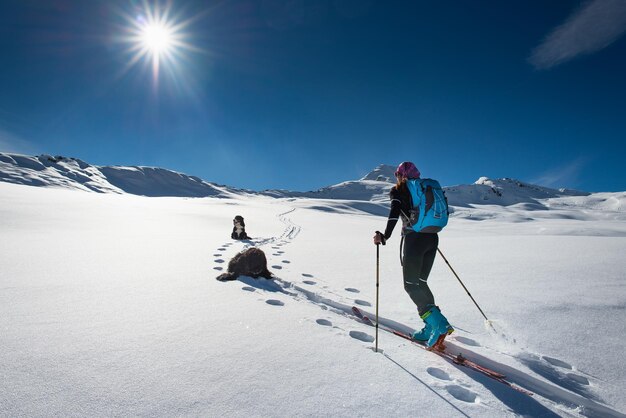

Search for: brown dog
xmin=216 ymin=247 xmax=273 ymax=281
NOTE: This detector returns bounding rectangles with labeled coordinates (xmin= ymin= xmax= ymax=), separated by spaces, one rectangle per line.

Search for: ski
xmin=351 ymin=306 xmax=533 ymax=396
xmin=351 ymin=306 xmax=502 ymax=377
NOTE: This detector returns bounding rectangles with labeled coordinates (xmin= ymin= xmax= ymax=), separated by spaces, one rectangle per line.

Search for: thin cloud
xmin=529 ymin=0 xmax=626 ymax=70
xmin=0 ymin=128 xmax=37 ymax=155
xmin=532 ymin=158 xmax=588 ymax=189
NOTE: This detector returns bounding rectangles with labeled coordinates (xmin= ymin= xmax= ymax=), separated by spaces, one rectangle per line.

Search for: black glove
xmin=374 ymin=231 xmax=386 ymax=246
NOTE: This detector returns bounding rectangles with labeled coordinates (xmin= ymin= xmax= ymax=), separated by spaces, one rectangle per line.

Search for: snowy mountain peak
xmin=474 ymin=176 xmax=493 ymax=186
xmin=0 ymin=152 xmax=226 ymax=197
xmin=471 ymin=176 xmax=587 ymax=197
xmin=360 ymin=164 xmax=396 ymax=183
xmin=3 ymin=153 xmax=623 ymax=217
xmin=445 ymin=176 xmax=591 ymax=208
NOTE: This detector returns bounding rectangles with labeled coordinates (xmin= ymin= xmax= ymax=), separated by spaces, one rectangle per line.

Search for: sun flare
xmin=141 ymin=22 xmax=173 ymax=55
xmin=118 ymin=1 xmax=198 ymax=83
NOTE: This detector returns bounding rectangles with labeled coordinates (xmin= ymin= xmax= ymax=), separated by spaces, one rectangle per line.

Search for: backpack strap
xmin=416 ymin=179 xmax=427 ymax=229
xmin=407 ymin=179 xmax=427 ymax=230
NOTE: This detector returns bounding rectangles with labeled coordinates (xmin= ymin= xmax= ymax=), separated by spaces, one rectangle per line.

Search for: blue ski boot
xmin=422 ymin=305 xmax=454 ymax=349
xmin=411 ymin=319 xmax=432 ymax=342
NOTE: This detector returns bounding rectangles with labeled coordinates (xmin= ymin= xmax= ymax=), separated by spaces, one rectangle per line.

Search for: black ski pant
xmin=402 ymin=232 xmax=438 ymax=316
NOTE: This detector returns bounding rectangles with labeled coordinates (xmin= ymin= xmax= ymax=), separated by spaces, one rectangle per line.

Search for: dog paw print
xmin=300 ymin=273 xmax=317 ymax=285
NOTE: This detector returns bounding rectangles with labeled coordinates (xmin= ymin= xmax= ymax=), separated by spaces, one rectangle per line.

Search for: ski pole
xmin=437 ymin=248 xmax=494 ymax=329
xmin=375 ymin=242 xmax=380 ymax=352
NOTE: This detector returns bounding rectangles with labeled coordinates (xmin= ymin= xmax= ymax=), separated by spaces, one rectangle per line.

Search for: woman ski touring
xmin=373 ymin=161 xmax=453 ymax=349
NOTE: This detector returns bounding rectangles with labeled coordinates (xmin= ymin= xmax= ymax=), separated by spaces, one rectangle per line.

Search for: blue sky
xmin=1 ymin=0 xmax=625 ymax=192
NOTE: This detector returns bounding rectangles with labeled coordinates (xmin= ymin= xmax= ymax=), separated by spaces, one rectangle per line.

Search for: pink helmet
xmin=394 ymin=161 xmax=421 ymax=179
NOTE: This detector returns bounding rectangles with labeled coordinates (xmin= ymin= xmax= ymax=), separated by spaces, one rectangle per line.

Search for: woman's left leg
xmin=402 ymin=233 xmax=438 ymax=316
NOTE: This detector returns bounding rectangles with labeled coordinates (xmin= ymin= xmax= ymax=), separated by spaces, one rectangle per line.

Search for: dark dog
xmin=216 ymin=247 xmax=273 ymax=281
xmin=231 ymin=215 xmax=250 ymax=240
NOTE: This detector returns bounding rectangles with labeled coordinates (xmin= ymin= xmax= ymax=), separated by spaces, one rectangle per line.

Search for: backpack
xmin=405 ymin=178 xmax=449 ymax=233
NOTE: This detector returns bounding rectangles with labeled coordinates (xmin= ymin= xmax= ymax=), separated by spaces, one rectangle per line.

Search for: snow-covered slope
xmin=1 ymin=181 xmax=625 ymax=417
xmin=1 ymin=153 xmax=624 ymax=223
xmin=0 ymin=153 xmax=227 ymax=197
xmin=359 ymin=163 xmax=397 ymax=182
xmin=446 ymin=176 xmax=589 ymax=207
xmin=261 ymin=164 xmax=396 ymax=201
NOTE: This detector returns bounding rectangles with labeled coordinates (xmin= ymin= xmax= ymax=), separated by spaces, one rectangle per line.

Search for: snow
xmin=359 ymin=164 xmax=397 ymax=182
xmin=0 ymin=153 xmax=226 ymax=197
xmin=1 ymin=157 xmax=626 ymax=417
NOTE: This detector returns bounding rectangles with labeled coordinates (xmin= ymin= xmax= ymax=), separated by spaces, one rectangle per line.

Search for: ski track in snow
xmin=208 ymin=206 xmax=626 ymax=417
xmin=210 ymin=209 xmax=625 ymax=418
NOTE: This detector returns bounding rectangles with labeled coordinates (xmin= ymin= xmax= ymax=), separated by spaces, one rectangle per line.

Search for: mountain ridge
xmin=2 ymin=153 xmax=623 ymax=215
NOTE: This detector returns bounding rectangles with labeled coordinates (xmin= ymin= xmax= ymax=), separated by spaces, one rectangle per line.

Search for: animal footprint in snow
xmin=271 ymin=265 xmax=283 ymax=270
xmin=446 ymin=385 xmax=478 ymax=403
xmin=349 ymin=330 xmax=374 ymax=343
xmin=213 ymin=254 xmax=222 ymax=257
xmin=266 ymin=299 xmax=284 ymax=306
xmin=303 ymin=280 xmax=316 ymax=285
xmin=427 ymin=367 xmax=452 ymax=381
xmin=316 ymin=319 xmax=332 ymax=327
xmin=242 ymin=286 xmax=255 ymax=292
xmin=454 ymin=336 xmax=481 ymax=347
xmin=354 ymin=299 xmax=371 ymax=307
xmin=217 ymin=248 xmax=226 ymax=251
xmin=345 ymin=288 xmax=360 ymax=293
xmin=302 ymin=273 xmax=314 ymax=278
xmin=213 ymin=267 xmax=223 ymax=271
xmin=214 ymin=259 xmax=225 ymax=263
xmin=281 ymin=260 xmax=290 ymax=264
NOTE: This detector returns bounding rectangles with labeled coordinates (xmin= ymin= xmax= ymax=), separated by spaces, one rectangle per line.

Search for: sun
xmin=118 ymin=1 xmax=198 ymax=83
xmin=141 ymin=22 xmax=173 ymax=56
